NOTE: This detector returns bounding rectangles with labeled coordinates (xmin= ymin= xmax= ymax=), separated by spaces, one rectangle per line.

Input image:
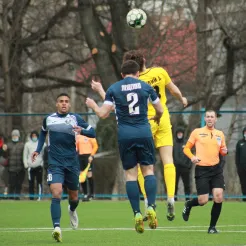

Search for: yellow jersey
xmin=139 ymin=67 xmax=171 ymax=116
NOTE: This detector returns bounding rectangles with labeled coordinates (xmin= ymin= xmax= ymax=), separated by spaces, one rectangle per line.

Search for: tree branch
xmin=20 ymin=0 xmax=74 ymax=46
xmin=34 ymin=74 xmax=91 ymax=87
xmin=22 ymin=83 xmax=86 ymax=93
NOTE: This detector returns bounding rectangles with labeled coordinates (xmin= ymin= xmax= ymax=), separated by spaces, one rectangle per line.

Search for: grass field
xmin=0 ymin=200 xmax=245 ymax=246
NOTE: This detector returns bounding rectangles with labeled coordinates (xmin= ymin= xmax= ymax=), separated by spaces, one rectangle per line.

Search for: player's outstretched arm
xmin=91 ymin=80 xmax=106 ymax=100
xmin=166 ymin=82 xmax=188 ymax=107
xmin=86 ymin=97 xmax=113 ymax=119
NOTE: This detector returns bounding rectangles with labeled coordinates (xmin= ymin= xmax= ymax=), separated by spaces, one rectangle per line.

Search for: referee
xmin=182 ymin=109 xmax=228 ymax=234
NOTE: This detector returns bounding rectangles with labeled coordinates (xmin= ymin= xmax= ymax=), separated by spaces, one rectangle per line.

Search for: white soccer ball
xmin=126 ymin=9 xmax=147 ymax=29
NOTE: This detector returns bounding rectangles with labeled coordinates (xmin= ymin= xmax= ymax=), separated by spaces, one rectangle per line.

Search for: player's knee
xmin=51 ymin=188 xmax=63 ymax=198
xmin=198 ymin=196 xmax=208 ymax=206
xmin=140 ymin=165 xmax=154 ymax=177
xmin=213 ymin=193 xmax=223 ymax=203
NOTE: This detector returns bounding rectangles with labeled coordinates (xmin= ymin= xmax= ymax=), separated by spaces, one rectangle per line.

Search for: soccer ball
xmin=126 ymin=9 xmax=147 ymax=29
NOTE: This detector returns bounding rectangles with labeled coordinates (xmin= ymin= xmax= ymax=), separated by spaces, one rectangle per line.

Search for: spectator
xmin=173 ymin=127 xmax=192 ymax=201
xmin=76 ymin=135 xmax=98 ymax=201
xmin=23 ymin=130 xmax=46 ymax=201
xmin=0 ymin=133 xmax=8 ymax=197
xmin=6 ymin=129 xmax=25 ymax=200
xmin=235 ymin=127 xmax=246 ymax=201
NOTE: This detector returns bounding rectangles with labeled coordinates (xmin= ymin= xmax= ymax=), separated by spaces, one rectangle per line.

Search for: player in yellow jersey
xmin=123 ymin=50 xmax=188 ymax=221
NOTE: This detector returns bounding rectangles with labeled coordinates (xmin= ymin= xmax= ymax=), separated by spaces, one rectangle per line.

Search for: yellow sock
xmin=137 ymin=166 xmax=147 ymax=199
xmin=164 ymin=163 xmax=176 ymax=198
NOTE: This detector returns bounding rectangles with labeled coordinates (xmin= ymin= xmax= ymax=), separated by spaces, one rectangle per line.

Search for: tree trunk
xmin=78 ymin=0 xmax=118 ymax=89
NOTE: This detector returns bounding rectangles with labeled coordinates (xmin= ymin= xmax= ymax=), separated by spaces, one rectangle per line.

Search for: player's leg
xmin=138 ymin=137 xmax=158 ymax=229
xmin=208 ymin=166 xmax=224 ymax=233
xmin=119 ymin=139 xmax=144 ymax=233
xmin=182 ymin=166 xmax=210 ymax=222
xmin=151 ymin=114 xmax=176 ymax=221
xmin=65 ymin=165 xmax=80 ymax=230
xmin=50 ymin=183 xmax=63 ymax=242
xmin=137 ymin=164 xmax=148 ymax=220
xmin=48 ymin=165 xmax=64 ymax=242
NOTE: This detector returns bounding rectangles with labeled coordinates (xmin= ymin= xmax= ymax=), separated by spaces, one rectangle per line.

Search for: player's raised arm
xmin=166 ymin=82 xmax=188 ymax=107
xmin=86 ymin=98 xmax=113 ymax=119
xmin=91 ymin=80 xmax=106 ymax=100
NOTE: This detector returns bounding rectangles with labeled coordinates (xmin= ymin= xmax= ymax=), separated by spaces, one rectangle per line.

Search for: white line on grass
xmin=0 ymin=225 xmax=246 ymax=233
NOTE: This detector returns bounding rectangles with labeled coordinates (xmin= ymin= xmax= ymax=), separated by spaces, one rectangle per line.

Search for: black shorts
xmin=195 ymin=164 xmax=225 ymax=195
xmin=78 ymin=154 xmax=93 ymax=172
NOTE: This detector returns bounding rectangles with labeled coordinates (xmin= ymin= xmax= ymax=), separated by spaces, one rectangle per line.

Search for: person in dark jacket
xmin=235 ymin=127 xmax=246 ymax=201
xmin=6 ymin=129 xmax=25 ymax=200
xmin=0 ymin=133 xmax=8 ymax=197
xmin=173 ymin=127 xmax=192 ymax=201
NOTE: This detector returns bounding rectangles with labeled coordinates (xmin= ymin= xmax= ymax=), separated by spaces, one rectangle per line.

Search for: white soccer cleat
xmin=68 ymin=205 xmax=79 ymax=229
xmin=52 ymin=226 xmax=62 ymax=242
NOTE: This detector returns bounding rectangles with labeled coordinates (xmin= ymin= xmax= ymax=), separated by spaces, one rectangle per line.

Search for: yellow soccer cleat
xmin=147 ymin=206 xmax=158 ymax=229
xmin=134 ymin=213 xmax=144 ymax=234
xmin=52 ymin=227 xmax=62 ymax=243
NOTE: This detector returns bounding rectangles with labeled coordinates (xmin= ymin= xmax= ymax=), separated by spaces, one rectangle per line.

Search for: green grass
xmin=0 ymin=200 xmax=245 ymax=246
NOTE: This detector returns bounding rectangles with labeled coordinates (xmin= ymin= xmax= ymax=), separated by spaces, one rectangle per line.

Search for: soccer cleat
xmin=182 ymin=201 xmax=191 ymax=222
xmin=52 ymin=227 xmax=62 ymax=242
xmin=134 ymin=213 xmax=144 ymax=234
xmin=143 ymin=216 xmax=148 ymax=222
xmin=82 ymin=195 xmax=90 ymax=202
xmin=208 ymin=226 xmax=218 ymax=234
xmin=167 ymin=202 xmax=175 ymax=221
xmin=146 ymin=206 xmax=157 ymax=229
xmin=68 ymin=205 xmax=79 ymax=229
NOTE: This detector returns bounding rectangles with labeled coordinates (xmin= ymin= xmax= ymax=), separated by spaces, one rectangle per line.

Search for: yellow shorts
xmin=149 ymin=109 xmax=173 ymax=148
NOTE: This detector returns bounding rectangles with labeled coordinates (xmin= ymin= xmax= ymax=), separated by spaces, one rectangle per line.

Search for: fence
xmin=0 ymin=110 xmax=246 ymax=200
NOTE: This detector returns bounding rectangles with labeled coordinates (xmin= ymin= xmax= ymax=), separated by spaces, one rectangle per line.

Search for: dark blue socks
xmin=69 ymin=199 xmax=79 ymax=212
xmin=51 ymin=198 xmax=61 ymax=228
xmin=144 ymin=175 xmax=157 ymax=207
xmin=126 ymin=181 xmax=140 ymax=214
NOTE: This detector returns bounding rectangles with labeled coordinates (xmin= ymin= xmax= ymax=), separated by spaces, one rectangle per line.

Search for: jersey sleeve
xmin=36 ymin=117 xmax=48 ymax=153
xmin=220 ymin=132 xmax=227 ymax=150
xmin=76 ymin=114 xmax=96 ymax=138
xmin=41 ymin=117 xmax=48 ymax=131
xmin=104 ymin=87 xmax=114 ymax=106
xmin=187 ymin=129 xmax=197 ymax=145
xmin=161 ymin=68 xmax=172 ymax=86
xmin=148 ymin=86 xmax=159 ymax=104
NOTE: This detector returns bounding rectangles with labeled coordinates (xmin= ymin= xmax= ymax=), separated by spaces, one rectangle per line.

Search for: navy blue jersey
xmin=104 ymin=77 xmax=159 ymax=140
xmin=36 ymin=112 xmax=95 ymax=166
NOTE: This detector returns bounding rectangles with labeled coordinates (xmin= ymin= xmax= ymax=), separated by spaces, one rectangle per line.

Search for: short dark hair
xmin=56 ymin=93 xmax=70 ymax=101
xmin=123 ymin=50 xmax=145 ymax=72
xmin=205 ymin=109 xmax=217 ymax=117
xmin=121 ymin=60 xmax=140 ymax=75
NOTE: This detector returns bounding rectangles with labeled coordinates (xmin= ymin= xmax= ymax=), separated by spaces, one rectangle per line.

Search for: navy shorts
xmin=47 ymin=164 xmax=80 ymax=190
xmin=118 ymin=137 xmax=156 ymax=170
xmin=195 ymin=164 xmax=225 ymax=195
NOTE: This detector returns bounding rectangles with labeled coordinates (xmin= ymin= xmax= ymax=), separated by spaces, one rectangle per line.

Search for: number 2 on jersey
xmin=126 ymin=93 xmax=139 ymax=115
